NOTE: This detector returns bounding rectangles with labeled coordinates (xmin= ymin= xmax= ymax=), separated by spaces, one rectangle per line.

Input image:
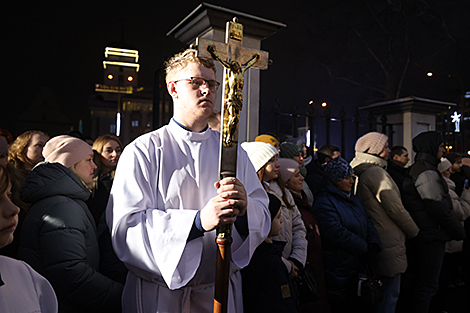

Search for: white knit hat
xmin=241 ymin=141 xmax=279 ymax=172
xmin=43 ymin=135 xmax=92 ymax=168
xmin=438 ymin=158 xmax=452 ymax=173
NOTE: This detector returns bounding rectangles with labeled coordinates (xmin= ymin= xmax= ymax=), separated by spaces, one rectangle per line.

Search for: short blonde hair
xmin=164 ymin=48 xmax=216 ymax=84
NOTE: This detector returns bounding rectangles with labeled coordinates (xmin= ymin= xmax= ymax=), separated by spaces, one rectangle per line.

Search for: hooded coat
xmin=402 ymin=132 xmax=465 ymax=243
xmin=350 ymin=152 xmax=419 ymax=277
xmin=18 ymin=162 xmax=123 ymax=313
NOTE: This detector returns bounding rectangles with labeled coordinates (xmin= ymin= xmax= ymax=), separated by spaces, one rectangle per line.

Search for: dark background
xmin=3 ymin=0 xmax=470 ymax=144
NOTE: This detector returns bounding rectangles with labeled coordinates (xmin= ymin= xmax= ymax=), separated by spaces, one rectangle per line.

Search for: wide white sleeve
xmin=24 ymin=261 xmax=58 ymax=313
xmin=107 ymin=137 xmax=201 ymax=290
xmin=231 ymin=147 xmax=271 ymax=268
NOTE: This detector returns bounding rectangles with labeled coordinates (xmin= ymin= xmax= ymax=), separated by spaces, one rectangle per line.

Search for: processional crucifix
xmin=196 ymin=17 xmax=269 ymax=313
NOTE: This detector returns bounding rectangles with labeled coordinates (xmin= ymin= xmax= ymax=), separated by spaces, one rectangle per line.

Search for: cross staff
xmin=196 ymin=17 xmax=269 ymax=313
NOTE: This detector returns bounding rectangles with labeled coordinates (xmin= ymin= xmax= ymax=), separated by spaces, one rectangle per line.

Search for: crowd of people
xmin=0 ymin=47 xmax=469 ymax=313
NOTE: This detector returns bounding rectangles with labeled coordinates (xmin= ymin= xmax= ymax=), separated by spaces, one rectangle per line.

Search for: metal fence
xmin=261 ymin=101 xmax=394 ymax=161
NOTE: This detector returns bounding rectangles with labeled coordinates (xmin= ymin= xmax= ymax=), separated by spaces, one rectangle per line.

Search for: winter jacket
xmin=444 ymin=177 xmax=470 ymax=253
xmin=266 ymin=181 xmax=308 ymax=272
xmin=313 ymin=184 xmax=381 ymax=300
xmin=402 ymin=151 xmax=466 ymax=243
xmin=387 ymin=159 xmax=407 ymax=194
xmin=350 ymin=152 xmax=419 ymax=277
xmin=18 ymin=162 xmax=123 ymax=313
xmin=242 ymin=240 xmax=298 ymax=313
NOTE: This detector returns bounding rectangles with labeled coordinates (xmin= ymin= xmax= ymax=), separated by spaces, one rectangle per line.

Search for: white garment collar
xmin=169 ymin=119 xmax=212 ymax=142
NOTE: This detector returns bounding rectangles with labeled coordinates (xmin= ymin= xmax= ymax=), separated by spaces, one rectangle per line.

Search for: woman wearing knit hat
xmin=242 ymin=142 xmax=307 ymax=280
xmin=18 ymin=135 xmax=123 ymax=312
xmin=279 ymin=158 xmax=331 ymax=313
xmin=312 ymin=157 xmax=381 ymax=313
xmin=280 ymin=141 xmax=315 ymax=207
xmin=350 ymin=132 xmax=419 ymax=313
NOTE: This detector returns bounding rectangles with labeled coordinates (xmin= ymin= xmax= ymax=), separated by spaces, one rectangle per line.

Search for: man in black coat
xmin=399 ymin=131 xmax=465 ymax=313
xmin=387 ymin=146 xmax=409 ymax=194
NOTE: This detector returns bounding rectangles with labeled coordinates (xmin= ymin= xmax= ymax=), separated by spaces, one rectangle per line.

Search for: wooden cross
xmin=196 ymin=17 xmax=269 ymax=176
xmin=195 ymin=17 xmax=269 ymax=313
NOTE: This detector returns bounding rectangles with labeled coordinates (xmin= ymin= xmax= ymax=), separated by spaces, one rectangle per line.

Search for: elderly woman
xmin=350 ymin=132 xmax=419 ymax=313
xmin=313 ymin=157 xmax=381 ymax=313
xmin=18 ymin=135 xmax=123 ymax=313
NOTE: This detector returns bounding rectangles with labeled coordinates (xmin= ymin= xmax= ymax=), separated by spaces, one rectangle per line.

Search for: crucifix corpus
xmin=196 ymin=17 xmax=269 ymax=313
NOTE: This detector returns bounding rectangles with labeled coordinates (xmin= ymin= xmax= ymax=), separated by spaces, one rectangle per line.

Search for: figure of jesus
xmin=207 ymin=45 xmax=260 ymax=146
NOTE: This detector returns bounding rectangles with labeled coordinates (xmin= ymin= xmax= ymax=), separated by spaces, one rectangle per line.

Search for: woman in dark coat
xmin=312 ymin=157 xmax=381 ymax=313
xmin=18 ymin=135 xmax=123 ymax=313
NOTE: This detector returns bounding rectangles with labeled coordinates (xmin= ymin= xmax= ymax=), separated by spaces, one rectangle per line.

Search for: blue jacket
xmin=313 ymin=184 xmax=381 ymax=300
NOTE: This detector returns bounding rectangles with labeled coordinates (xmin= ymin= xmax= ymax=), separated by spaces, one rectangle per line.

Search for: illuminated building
xmin=88 ymin=44 xmax=153 ymax=144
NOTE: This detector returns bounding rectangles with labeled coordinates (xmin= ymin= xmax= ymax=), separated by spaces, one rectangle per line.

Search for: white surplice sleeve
xmin=107 ymin=133 xmax=201 ymax=290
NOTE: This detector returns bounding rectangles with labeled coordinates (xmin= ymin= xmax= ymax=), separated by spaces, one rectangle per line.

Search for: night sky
xmin=4 ymin=1 xmax=470 ymax=142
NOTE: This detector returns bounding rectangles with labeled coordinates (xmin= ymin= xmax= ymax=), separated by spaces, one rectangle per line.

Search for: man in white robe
xmin=107 ymin=48 xmax=271 ymax=313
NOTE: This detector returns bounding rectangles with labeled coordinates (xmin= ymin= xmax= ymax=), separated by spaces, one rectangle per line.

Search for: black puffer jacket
xmin=18 ymin=162 xmax=123 ymax=313
xmin=402 ymin=132 xmax=465 ymax=243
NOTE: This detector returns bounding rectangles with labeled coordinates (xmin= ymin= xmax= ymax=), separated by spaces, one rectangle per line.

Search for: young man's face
xmin=451 ymin=159 xmax=462 ymax=173
xmin=393 ymin=149 xmax=410 ymax=167
xmin=331 ymin=151 xmax=341 ymax=159
xmin=169 ymin=62 xmax=217 ymax=127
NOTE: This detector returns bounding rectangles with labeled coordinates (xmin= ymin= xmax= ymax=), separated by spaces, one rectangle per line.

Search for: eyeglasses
xmin=173 ymin=77 xmax=220 ymax=92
